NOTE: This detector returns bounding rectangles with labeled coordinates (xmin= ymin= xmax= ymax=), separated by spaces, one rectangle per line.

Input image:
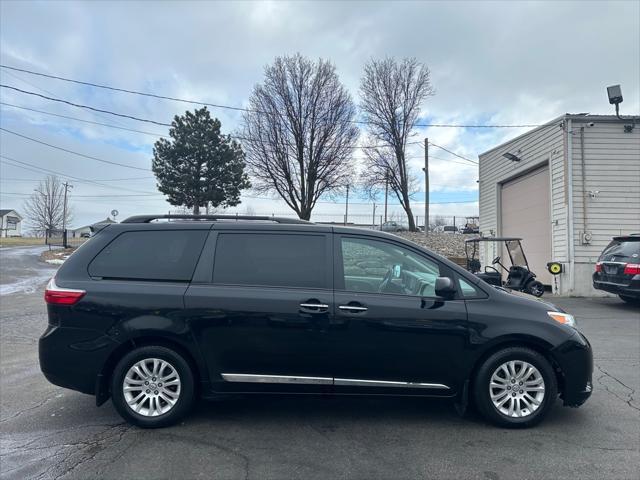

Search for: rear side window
xmin=213 ymin=233 xmax=328 ymax=289
xmin=89 ymin=230 xmax=208 ymax=281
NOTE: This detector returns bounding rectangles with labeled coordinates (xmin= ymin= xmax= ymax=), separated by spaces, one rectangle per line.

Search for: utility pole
xmin=62 ymin=181 xmax=72 ymax=231
xmin=62 ymin=181 xmax=72 ymax=248
xmin=423 ymin=138 xmax=429 ymax=236
xmin=344 ymin=184 xmax=350 ymax=225
xmin=384 ymin=171 xmax=389 ymax=222
xmin=372 ymin=203 xmax=376 ymax=228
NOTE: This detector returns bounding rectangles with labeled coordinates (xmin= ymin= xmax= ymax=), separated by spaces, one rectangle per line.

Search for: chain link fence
xmin=45 ymin=229 xmax=86 ymax=249
xmin=189 ymin=210 xmax=479 ymax=233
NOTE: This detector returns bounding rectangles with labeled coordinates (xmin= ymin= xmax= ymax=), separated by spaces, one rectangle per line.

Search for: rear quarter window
xmin=88 ymin=230 xmax=208 ymax=281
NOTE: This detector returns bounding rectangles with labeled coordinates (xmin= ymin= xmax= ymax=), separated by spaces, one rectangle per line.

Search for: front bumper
xmin=551 ymin=330 xmax=593 ymax=407
xmin=39 ymin=325 xmax=119 ymax=396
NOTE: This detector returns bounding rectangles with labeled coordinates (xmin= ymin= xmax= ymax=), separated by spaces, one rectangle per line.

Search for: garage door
xmin=501 ymin=166 xmax=552 ymax=285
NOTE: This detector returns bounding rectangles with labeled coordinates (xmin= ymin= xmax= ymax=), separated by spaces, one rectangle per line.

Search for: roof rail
xmin=121 ymin=214 xmax=312 ymax=225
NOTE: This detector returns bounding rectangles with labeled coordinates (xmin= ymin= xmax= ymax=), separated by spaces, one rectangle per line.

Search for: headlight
xmin=547 ymin=311 xmax=576 ymax=328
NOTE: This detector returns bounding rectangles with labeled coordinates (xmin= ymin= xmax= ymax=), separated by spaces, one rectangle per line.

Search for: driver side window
xmin=340 ymin=237 xmax=441 ymax=296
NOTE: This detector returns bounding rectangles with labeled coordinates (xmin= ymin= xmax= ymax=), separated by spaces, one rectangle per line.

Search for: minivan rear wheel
xmin=111 ymin=346 xmax=195 ymax=428
xmin=473 ymin=347 xmax=557 ymax=428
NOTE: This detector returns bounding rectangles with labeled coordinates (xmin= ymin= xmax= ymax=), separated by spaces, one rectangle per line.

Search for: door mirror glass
xmin=434 ymin=277 xmax=456 ymax=298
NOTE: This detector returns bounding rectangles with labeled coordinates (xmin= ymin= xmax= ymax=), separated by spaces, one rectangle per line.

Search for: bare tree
xmin=242 ymin=54 xmax=359 ymax=220
xmin=23 ymin=175 xmax=72 ymax=234
xmin=359 ymin=57 xmax=434 ymax=231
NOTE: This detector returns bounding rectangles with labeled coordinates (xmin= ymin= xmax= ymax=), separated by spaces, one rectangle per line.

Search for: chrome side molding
xmin=221 ymin=373 xmax=332 ymax=385
xmin=334 ymin=378 xmax=449 ymax=390
xmin=221 ymin=373 xmax=449 ymax=390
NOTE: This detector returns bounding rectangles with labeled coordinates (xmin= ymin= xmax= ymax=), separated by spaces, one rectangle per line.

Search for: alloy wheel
xmin=489 ymin=360 xmax=545 ymax=418
xmin=123 ymin=358 xmax=181 ymax=417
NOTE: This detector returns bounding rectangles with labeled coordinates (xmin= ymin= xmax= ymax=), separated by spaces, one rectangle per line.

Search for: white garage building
xmin=478 ymin=114 xmax=640 ymax=296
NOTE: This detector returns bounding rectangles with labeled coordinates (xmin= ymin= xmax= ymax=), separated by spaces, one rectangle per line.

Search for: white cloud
xmin=1 ymin=0 xmax=638 ymax=226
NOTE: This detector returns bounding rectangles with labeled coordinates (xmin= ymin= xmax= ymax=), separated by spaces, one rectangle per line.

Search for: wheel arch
xmin=96 ymin=334 xmax=207 ymax=406
xmin=467 ymin=335 xmax=564 ymax=401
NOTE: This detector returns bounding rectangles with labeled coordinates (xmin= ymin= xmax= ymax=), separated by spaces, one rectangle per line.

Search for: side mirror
xmin=434 ymin=277 xmax=457 ymax=299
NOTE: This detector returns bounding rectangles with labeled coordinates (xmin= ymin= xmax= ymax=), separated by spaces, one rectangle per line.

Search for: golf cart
xmin=465 ymin=237 xmax=545 ymax=297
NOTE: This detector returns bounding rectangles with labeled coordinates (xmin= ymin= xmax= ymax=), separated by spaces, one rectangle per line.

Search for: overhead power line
xmin=0 ymin=102 xmax=167 ymax=137
xmin=0 ymin=96 xmax=424 ymax=151
xmin=0 ymin=64 xmax=543 ymax=128
xmin=427 ymin=141 xmax=478 ymax=165
xmin=0 ymin=158 xmax=476 ymax=203
xmin=0 ymin=127 xmax=151 ymax=171
xmin=1 ymin=101 xmax=476 ymax=168
xmin=1 ymin=191 xmax=161 ymax=198
xmin=0 ymin=155 xmax=157 ymax=194
xmin=1 ymin=84 xmax=172 ymax=127
xmin=1 ymin=66 xmax=133 ymax=129
xmin=1 ymin=64 xmax=250 ymax=112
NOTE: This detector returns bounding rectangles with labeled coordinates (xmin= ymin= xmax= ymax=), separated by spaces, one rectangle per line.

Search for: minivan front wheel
xmin=473 ymin=347 xmax=557 ymax=428
xmin=111 ymin=346 xmax=195 ymax=428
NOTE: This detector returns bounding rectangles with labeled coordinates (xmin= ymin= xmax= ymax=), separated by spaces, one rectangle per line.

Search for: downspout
xmin=580 ymin=127 xmax=588 ymax=236
xmin=566 ymin=119 xmax=575 ymax=295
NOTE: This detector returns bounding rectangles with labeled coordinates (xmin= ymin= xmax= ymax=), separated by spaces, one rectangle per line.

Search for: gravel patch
xmin=394 ymin=232 xmax=479 ymax=258
xmin=40 ymin=248 xmax=75 ymax=265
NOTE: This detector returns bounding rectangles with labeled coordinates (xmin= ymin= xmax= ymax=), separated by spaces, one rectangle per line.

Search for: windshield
xmin=505 ymin=240 xmax=527 ymax=267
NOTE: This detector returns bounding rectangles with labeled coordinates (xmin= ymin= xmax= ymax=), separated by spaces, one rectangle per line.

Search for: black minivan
xmin=40 ymin=215 xmax=592 ymax=428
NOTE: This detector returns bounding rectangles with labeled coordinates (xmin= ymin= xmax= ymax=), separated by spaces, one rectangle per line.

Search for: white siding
xmin=479 ymin=120 xmax=566 ymax=280
xmin=570 ymin=119 xmax=640 ymax=277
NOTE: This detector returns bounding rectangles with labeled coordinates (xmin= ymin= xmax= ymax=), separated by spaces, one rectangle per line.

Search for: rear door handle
xmin=338 ymin=305 xmax=368 ymax=313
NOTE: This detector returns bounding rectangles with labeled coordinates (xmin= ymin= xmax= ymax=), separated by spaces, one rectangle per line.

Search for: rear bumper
xmin=39 ymin=325 xmax=119 ymax=396
xmin=551 ymin=331 xmax=593 ymax=407
xmin=593 ymin=273 xmax=640 ymax=298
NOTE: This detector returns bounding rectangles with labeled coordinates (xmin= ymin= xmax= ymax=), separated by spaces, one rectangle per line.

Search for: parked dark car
xmin=40 ymin=215 xmax=592 ymax=429
xmin=593 ymin=234 xmax=640 ymax=304
xmin=380 ymin=221 xmax=407 ymax=232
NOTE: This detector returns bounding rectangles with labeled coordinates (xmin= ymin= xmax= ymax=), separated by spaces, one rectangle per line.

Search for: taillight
xmin=623 ymin=263 xmax=640 ymax=275
xmin=44 ymin=278 xmax=86 ymax=305
xmin=595 ymin=262 xmax=602 ymax=273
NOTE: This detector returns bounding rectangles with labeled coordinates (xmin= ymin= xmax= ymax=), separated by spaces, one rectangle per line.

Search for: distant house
xmin=0 ymin=209 xmax=22 ymax=237
xmin=71 ymin=218 xmax=116 ymax=238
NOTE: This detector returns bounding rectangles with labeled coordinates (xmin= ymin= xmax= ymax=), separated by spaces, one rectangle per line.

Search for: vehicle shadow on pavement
xmin=184 ymin=394 xmax=589 ymax=430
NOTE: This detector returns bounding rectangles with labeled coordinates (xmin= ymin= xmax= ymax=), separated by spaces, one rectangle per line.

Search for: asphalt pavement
xmin=0 ymin=246 xmax=638 ymax=479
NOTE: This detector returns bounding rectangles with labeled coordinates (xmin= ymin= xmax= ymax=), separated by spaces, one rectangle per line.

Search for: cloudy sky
xmin=1 ymin=0 xmax=638 ymax=228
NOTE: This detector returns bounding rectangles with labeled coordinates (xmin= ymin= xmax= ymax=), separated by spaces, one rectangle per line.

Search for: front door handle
xmin=299 ymin=302 xmax=329 ymax=313
xmin=338 ymin=305 xmax=368 ymax=313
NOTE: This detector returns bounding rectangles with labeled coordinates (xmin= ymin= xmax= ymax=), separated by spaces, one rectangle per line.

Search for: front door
xmin=330 ymin=234 xmax=468 ymax=395
xmin=185 ymin=230 xmax=334 ymax=394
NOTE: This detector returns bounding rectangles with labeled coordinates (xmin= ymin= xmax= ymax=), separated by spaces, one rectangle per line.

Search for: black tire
xmin=473 ymin=347 xmax=557 ymax=428
xmin=111 ymin=345 xmax=195 ymax=428
xmin=619 ymin=295 xmax=640 ymax=306
xmin=527 ymin=280 xmax=545 ymax=297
